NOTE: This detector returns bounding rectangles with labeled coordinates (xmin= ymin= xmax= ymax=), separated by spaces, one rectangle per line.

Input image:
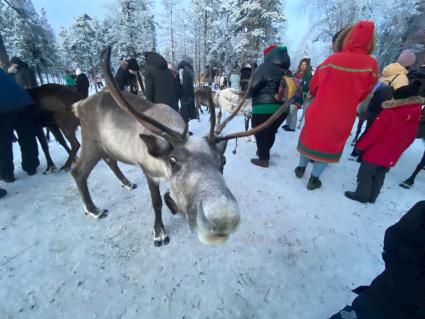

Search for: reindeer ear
xmin=139 ymin=134 xmax=171 ymax=157
xmin=214 ymin=140 xmax=228 ymax=155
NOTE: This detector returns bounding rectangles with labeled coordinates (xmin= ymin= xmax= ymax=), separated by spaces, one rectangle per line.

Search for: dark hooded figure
xmin=75 ymin=68 xmax=90 ymax=98
xmin=177 ymin=55 xmax=197 ymax=124
xmin=249 ymin=45 xmax=292 ymax=168
xmin=330 ymin=201 xmax=425 ymax=319
xmin=240 ymin=63 xmax=253 ymax=92
xmin=143 ymin=52 xmax=179 ymax=112
xmin=0 ymin=68 xmax=39 ymax=183
xmin=114 ymin=58 xmax=140 ymax=95
xmin=8 ymin=56 xmax=38 ymax=89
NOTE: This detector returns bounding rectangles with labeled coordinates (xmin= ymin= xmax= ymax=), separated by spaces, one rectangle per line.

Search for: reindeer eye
xmin=169 ymin=157 xmax=177 ymax=167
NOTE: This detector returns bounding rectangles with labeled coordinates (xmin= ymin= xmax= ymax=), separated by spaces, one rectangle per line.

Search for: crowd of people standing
xmin=1 ymin=17 xmax=424 ymax=319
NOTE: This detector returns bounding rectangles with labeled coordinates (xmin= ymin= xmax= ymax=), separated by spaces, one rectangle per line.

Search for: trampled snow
xmin=0 ymin=112 xmax=423 ymax=319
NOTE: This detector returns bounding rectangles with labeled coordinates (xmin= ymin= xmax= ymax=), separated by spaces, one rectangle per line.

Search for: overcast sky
xmin=33 ymin=0 xmax=309 ymax=62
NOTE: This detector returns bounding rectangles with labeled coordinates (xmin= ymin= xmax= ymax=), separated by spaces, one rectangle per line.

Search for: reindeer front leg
xmin=147 ymin=177 xmax=169 ymax=247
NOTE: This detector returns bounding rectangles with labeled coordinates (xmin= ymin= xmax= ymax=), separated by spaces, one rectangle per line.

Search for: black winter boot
xmin=307 ymin=176 xmax=321 ymax=190
xmin=295 ymin=166 xmax=306 ymax=178
xmin=0 ymin=188 xmax=7 ymax=198
xmin=344 ymin=191 xmax=368 ymax=203
xmin=250 ymin=158 xmax=269 ymax=168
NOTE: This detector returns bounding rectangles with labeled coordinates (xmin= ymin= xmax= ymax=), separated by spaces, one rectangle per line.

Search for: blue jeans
xmin=299 ymin=153 xmax=328 ymax=178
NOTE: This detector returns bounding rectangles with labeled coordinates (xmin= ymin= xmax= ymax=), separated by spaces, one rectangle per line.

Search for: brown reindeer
xmin=194 ymin=86 xmax=216 ymax=116
xmin=29 ymin=84 xmax=82 ymax=172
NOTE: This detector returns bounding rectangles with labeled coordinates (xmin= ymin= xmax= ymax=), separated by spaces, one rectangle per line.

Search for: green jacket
xmin=64 ymin=74 xmax=76 ymax=86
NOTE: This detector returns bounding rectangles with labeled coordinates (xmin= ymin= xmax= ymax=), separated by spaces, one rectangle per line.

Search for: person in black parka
xmin=249 ymin=45 xmax=292 ymax=167
xmin=0 ymin=68 xmax=39 ymax=183
xmin=177 ymin=55 xmax=197 ymax=124
xmin=240 ymin=63 xmax=253 ymax=92
xmin=114 ymin=58 xmax=140 ymax=95
xmin=75 ymin=68 xmax=90 ymax=98
xmin=330 ymin=201 xmax=425 ymax=319
xmin=143 ymin=52 xmax=179 ymax=112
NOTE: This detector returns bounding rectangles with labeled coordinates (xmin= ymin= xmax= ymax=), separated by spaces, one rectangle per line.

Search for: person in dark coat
xmin=330 ymin=200 xmax=425 ymax=319
xmin=0 ymin=68 xmax=39 ymax=184
xmin=75 ymin=68 xmax=90 ymax=98
xmin=177 ymin=55 xmax=196 ymax=125
xmin=114 ymin=58 xmax=140 ymax=95
xmin=240 ymin=63 xmax=253 ymax=92
xmin=143 ymin=52 xmax=179 ymax=112
xmin=345 ymin=83 xmax=423 ymax=203
xmin=8 ymin=56 xmax=38 ymax=89
xmin=249 ymin=44 xmax=292 ymax=168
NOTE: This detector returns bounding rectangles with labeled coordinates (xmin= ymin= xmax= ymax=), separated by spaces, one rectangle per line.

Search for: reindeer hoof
xmin=85 ymin=208 xmax=108 ymax=219
xmin=399 ymin=182 xmax=413 ymax=189
xmin=121 ymin=183 xmax=137 ymax=190
xmin=153 ymin=230 xmax=170 ymax=247
xmin=60 ymin=165 xmax=71 ymax=172
xmin=43 ymin=165 xmax=57 ymax=174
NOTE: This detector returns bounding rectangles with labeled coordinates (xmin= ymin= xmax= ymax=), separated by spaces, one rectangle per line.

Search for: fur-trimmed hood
xmin=334 ymin=21 xmax=375 ymax=54
xmin=382 ymin=96 xmax=425 ymax=109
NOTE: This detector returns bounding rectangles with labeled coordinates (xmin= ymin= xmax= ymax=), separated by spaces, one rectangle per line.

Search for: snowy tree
xmin=107 ymin=0 xmax=156 ymax=65
xmin=227 ymin=0 xmax=285 ymax=64
xmin=60 ymin=14 xmax=99 ymax=75
xmin=0 ymin=0 xmax=62 ymax=81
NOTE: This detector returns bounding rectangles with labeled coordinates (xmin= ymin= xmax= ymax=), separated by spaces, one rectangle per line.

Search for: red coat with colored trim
xmin=356 ymin=99 xmax=423 ymax=168
xmin=297 ymin=21 xmax=378 ymax=163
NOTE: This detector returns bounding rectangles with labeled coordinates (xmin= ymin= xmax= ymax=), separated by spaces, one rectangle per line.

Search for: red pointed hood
xmin=341 ymin=21 xmax=375 ymax=54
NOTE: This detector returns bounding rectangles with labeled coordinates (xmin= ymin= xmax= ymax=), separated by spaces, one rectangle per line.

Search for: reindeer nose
xmin=200 ymin=196 xmax=240 ymax=234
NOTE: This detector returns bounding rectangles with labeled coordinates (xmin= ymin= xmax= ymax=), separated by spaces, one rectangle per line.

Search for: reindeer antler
xmin=102 ymin=46 xmax=187 ymax=143
xmin=214 ymin=98 xmax=294 ymax=143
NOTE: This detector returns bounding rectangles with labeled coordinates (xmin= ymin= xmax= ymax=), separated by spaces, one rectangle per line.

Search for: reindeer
xmin=29 ymin=84 xmax=82 ymax=172
xmin=71 ymin=47 xmax=293 ymax=247
xmin=194 ymin=86 xmax=216 ymax=116
xmin=195 ymin=86 xmax=252 ymax=132
xmin=73 ymin=47 xmax=238 ymax=247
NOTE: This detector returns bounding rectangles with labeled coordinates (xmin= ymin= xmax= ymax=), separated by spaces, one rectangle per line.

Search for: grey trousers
xmin=285 ymin=107 xmax=298 ymax=130
xmin=355 ymin=161 xmax=389 ymax=202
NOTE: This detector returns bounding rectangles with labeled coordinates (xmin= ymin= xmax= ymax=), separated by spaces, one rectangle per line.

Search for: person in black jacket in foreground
xmin=330 ymin=201 xmax=425 ymax=319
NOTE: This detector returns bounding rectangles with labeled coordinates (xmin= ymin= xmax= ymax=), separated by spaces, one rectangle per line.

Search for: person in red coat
xmin=295 ymin=21 xmax=378 ymax=190
xmin=345 ymin=83 xmax=423 ymax=203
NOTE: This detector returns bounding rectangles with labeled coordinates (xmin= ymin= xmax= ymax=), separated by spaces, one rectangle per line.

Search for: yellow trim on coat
xmin=319 ymin=63 xmax=378 ymax=77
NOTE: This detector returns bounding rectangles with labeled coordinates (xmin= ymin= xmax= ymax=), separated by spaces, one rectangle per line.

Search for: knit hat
xmin=397 ymin=49 xmax=416 ymax=68
xmin=263 ymin=45 xmax=277 ymax=56
xmin=127 ymin=58 xmax=140 ymax=71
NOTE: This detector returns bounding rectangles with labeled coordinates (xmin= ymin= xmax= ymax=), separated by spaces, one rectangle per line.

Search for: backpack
xmin=366 ymin=74 xmax=399 ymax=123
xmin=275 ymin=75 xmax=302 ymax=105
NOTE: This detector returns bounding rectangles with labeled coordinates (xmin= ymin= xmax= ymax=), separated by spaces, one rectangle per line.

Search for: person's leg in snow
xmin=295 ymin=153 xmax=310 ymax=178
xmin=251 ymin=114 xmax=271 ymax=167
xmin=369 ymin=166 xmax=389 ymax=203
xmin=0 ymin=187 xmax=7 ymax=198
xmin=14 ymin=106 xmax=40 ymax=175
xmin=307 ymin=162 xmax=327 ymax=190
xmin=345 ymin=161 xmax=377 ymax=203
xmin=0 ymin=112 xmax=16 ymax=182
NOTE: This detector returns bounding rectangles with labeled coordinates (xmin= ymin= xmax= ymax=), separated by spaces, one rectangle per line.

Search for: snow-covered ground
xmin=0 ymin=112 xmax=424 ymax=319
